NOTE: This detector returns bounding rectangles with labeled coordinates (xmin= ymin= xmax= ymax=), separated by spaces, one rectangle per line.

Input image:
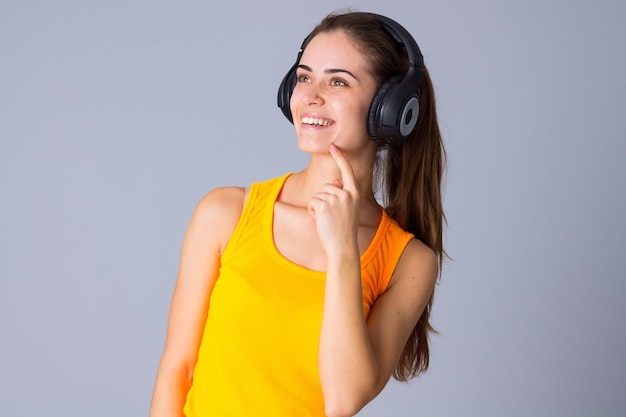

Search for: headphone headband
xmin=369 ymin=13 xmax=424 ymax=69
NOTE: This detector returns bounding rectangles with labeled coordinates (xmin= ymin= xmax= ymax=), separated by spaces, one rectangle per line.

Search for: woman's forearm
xmin=149 ymin=366 xmax=191 ymax=417
xmin=318 ymin=249 xmax=379 ymax=417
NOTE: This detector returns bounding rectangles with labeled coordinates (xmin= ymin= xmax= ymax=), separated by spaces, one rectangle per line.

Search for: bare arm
xmin=320 ymin=237 xmax=437 ymax=417
xmin=149 ymin=186 xmax=245 ymax=417
xmin=310 ymin=146 xmax=438 ymax=417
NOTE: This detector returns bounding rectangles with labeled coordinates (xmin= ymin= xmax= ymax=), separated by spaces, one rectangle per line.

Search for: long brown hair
xmin=305 ymin=11 xmax=447 ymax=381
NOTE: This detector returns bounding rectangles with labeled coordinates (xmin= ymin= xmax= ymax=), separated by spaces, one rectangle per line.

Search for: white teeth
xmin=302 ymin=117 xmax=331 ymax=126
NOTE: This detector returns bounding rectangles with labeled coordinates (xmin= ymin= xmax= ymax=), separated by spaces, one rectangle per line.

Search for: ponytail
xmin=379 ymin=67 xmax=447 ymax=380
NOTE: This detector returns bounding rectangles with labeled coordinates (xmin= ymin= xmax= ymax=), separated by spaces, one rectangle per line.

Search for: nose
xmin=299 ymin=81 xmax=325 ymax=106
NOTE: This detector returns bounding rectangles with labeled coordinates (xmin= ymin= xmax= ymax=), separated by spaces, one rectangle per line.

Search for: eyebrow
xmin=297 ymin=64 xmax=359 ymax=81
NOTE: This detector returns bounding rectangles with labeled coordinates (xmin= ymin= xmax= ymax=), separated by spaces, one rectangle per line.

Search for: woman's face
xmin=289 ymin=30 xmax=378 ymax=156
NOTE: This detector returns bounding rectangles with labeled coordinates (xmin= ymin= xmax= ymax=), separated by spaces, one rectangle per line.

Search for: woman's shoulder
xmin=191 ymin=186 xmax=248 ymax=251
xmin=190 ymin=173 xmax=289 ymax=249
xmin=389 ymin=237 xmax=439 ymax=291
xmin=198 ymin=186 xmax=247 ymax=212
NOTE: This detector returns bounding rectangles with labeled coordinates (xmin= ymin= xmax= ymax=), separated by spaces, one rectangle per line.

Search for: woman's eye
xmin=330 ymin=79 xmax=347 ymax=87
xmin=296 ymin=74 xmax=310 ymax=83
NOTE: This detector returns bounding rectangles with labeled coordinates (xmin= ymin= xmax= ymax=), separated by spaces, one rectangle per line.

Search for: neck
xmin=284 ymin=151 xmax=379 ymax=210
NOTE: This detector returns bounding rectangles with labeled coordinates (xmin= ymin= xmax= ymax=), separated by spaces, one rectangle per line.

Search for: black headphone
xmin=277 ymin=13 xmax=425 ymax=147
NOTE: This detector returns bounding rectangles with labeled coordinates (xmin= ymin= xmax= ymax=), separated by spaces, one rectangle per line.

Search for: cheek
xmin=347 ymin=99 xmax=373 ymax=129
xmin=360 ymin=93 xmax=377 ymax=127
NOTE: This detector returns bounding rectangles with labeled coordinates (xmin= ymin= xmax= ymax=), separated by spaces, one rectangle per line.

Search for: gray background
xmin=1 ymin=0 xmax=625 ymax=416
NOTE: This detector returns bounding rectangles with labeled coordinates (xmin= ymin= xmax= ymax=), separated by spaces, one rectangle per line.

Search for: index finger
xmin=329 ymin=144 xmax=357 ymax=191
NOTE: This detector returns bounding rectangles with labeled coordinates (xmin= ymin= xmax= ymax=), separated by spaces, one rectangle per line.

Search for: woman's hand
xmin=307 ymin=144 xmax=360 ymax=256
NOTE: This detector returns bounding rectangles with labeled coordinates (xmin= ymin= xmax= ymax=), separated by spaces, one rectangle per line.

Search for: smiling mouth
xmin=301 ymin=117 xmax=332 ymax=127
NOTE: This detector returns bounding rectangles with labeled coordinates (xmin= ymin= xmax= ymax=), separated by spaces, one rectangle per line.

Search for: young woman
xmin=150 ymin=11 xmax=446 ymax=417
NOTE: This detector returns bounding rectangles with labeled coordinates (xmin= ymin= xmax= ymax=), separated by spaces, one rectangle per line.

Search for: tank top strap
xmin=221 ymin=173 xmax=292 ymax=263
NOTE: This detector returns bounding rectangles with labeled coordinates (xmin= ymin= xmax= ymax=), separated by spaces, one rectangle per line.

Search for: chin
xmin=297 ymin=141 xmax=332 ymax=154
xmin=296 ymin=133 xmax=335 ymax=154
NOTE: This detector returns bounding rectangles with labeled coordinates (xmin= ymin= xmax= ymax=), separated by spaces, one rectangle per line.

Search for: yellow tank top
xmin=183 ymin=173 xmax=414 ymax=416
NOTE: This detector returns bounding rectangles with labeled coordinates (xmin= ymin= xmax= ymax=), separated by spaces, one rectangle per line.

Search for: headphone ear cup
xmin=277 ymin=51 xmax=303 ymax=124
xmin=368 ymin=76 xmax=402 ymax=146
xmin=277 ymin=66 xmax=297 ymax=123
